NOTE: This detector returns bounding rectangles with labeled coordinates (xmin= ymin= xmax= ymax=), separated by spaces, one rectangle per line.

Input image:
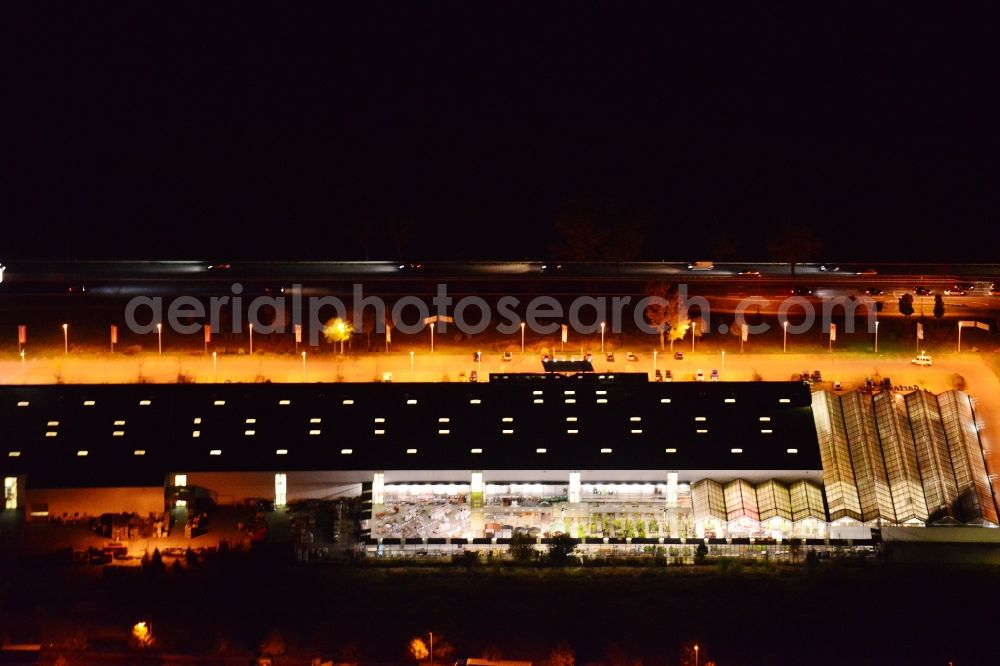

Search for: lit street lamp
xmin=477 ymin=350 xmax=482 ymax=377
xmin=410 ymin=350 xmax=415 ymax=379
xmin=874 ymin=320 xmax=880 ymax=354
xmin=694 ymin=644 xmax=699 ymax=666
xmin=430 ymin=322 xmax=435 ymax=353
xmin=301 ymin=351 xmax=307 ymax=382
xmin=782 ymin=321 xmax=788 ymax=353
xmin=156 ymin=323 xmax=163 ymax=355
xmin=212 ymin=351 xmax=217 ymax=381
xmin=62 ymin=323 xmax=68 ymax=355
xmin=248 ymin=323 xmax=254 ymax=355
xmin=652 ymin=349 xmax=657 ymax=377
xmin=721 ymin=350 xmax=725 ymax=377
xmin=520 ymin=321 xmax=525 ymax=352
xmin=600 ymin=321 xmax=606 ymax=353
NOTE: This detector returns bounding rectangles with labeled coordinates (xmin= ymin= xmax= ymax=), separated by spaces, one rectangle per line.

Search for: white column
xmin=372 ymin=471 xmax=385 ymax=506
xmin=667 ymin=471 xmax=678 ymax=507
xmin=569 ymin=472 xmax=581 ymax=504
xmin=274 ymin=473 xmax=288 ymax=508
xmin=470 ymin=471 xmax=485 ymax=538
xmin=4 ymin=477 xmax=17 ymax=510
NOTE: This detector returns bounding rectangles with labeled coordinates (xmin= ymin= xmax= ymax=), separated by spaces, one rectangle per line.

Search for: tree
xmin=547 ymin=642 xmax=575 ymax=666
xmin=934 ymin=294 xmax=945 ymax=321
xmin=481 ymin=645 xmax=504 ymax=661
xmin=323 ymin=317 xmax=353 ymax=354
xmin=547 ymin=533 xmax=577 ymax=565
xmin=361 ymin=307 xmax=377 ymax=351
xmin=508 ymin=532 xmax=536 ymax=563
xmin=258 ymin=628 xmax=287 ymax=658
xmin=409 ymin=638 xmax=429 ymax=662
xmin=385 ymin=218 xmax=412 ymax=263
xmin=767 ymin=228 xmax=822 ymax=275
xmin=646 ymin=287 xmax=690 ymax=353
xmin=899 ymin=293 xmax=914 ymax=318
xmin=551 ymin=198 xmax=649 ymax=262
xmin=643 ymin=282 xmax=670 ymax=349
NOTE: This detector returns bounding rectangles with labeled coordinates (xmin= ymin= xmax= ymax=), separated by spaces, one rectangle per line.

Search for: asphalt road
xmin=2 ymin=259 xmax=999 ymax=291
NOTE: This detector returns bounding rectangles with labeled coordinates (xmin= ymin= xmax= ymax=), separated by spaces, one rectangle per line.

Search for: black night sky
xmin=5 ymin=3 xmax=999 ymax=262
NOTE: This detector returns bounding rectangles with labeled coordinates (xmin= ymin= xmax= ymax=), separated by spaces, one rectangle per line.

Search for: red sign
xmin=110 ymin=325 xmax=118 ymax=344
xmin=204 ymin=325 xmax=212 ymax=343
xmin=18 ymin=325 xmax=26 ymax=345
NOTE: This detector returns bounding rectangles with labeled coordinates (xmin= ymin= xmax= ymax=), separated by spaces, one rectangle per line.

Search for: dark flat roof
xmin=0 ymin=380 xmax=819 ymax=487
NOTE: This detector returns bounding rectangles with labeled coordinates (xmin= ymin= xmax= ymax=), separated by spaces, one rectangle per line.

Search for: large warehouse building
xmin=2 ymin=376 xmax=997 ymax=548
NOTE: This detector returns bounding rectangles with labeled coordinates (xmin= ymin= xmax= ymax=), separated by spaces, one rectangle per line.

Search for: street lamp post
xmin=430 ymin=322 xmax=435 ymax=353
xmin=652 ymin=349 xmax=657 ymax=378
xmin=957 ymin=321 xmax=962 ymax=353
xmin=874 ymin=320 xmax=880 ymax=354
xmin=410 ymin=350 xmax=415 ymax=379
xmin=212 ymin=351 xmax=217 ymax=382
xmin=694 ymin=645 xmax=699 ymax=666
xmin=721 ymin=350 xmax=725 ymax=377
xmin=156 ymin=323 xmax=163 ymax=355
xmin=782 ymin=321 xmax=788 ymax=353
xmin=520 ymin=322 xmax=525 ymax=352
xmin=62 ymin=323 xmax=68 ymax=355
xmin=249 ymin=324 xmax=254 ymax=355
xmin=600 ymin=322 xmax=606 ymax=353
xmin=477 ymin=350 xmax=482 ymax=378
xmin=20 ymin=349 xmax=25 ymax=382
xmin=691 ymin=320 xmax=697 ymax=353
xmin=301 ymin=351 xmax=307 ymax=382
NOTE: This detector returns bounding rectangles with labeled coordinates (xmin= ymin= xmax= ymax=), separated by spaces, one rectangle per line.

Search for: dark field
xmin=1 ymin=554 xmax=997 ymax=665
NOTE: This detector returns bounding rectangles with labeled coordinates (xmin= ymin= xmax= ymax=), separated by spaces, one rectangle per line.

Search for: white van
xmin=911 ymin=354 xmax=932 ymax=367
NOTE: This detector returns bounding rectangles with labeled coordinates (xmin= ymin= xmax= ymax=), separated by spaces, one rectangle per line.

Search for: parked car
xmin=710 ymin=369 xmax=719 ymax=381
xmin=695 ymin=369 xmax=705 ymax=382
xmin=812 ymin=370 xmax=822 ymax=383
xmin=382 ymin=371 xmax=393 ymax=383
xmin=654 ymin=369 xmax=663 ymax=382
xmin=944 ymin=286 xmax=967 ymax=296
xmin=502 ymin=351 xmax=513 ymax=362
xmin=911 ymin=354 xmax=933 ymax=366
xmin=820 ymin=265 xmax=840 ymax=272
xmin=674 ymin=351 xmax=684 ymax=360
xmin=606 ymin=352 xmax=615 ymax=362
xmin=626 ymin=352 xmax=638 ymax=362
xmin=472 ymin=351 xmax=481 ymax=362
xmin=790 ymin=287 xmax=813 ymax=296
xmin=914 ymin=286 xmax=932 ymax=296
xmin=583 ymin=352 xmax=593 ymax=362
xmin=469 ymin=370 xmax=478 ymax=383
xmin=664 ymin=369 xmax=673 ymax=382
xmin=834 ymin=380 xmax=842 ymax=391
xmin=865 ymin=286 xmax=884 ymax=296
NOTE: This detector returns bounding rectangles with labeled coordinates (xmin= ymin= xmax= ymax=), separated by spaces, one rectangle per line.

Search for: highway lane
xmin=3 ymin=259 xmax=1000 ymax=285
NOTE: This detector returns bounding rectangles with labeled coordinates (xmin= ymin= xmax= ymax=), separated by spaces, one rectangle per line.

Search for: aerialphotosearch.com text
xmin=124 ymin=283 xmax=880 ymax=346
